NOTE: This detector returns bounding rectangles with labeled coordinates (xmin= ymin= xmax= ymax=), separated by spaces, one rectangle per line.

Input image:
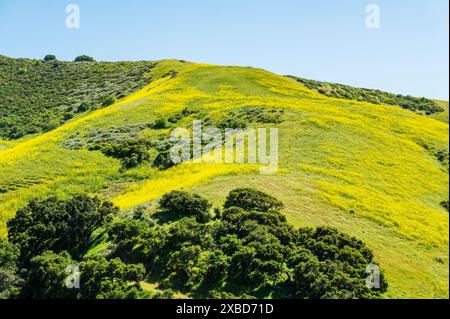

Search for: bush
xmin=154 ymin=117 xmax=169 ymax=129
xmin=159 ymin=190 xmax=212 ymax=218
xmin=7 ymin=195 xmax=117 ymax=263
xmin=152 ymin=150 xmax=175 ymax=170
xmin=0 ymin=239 xmax=23 ymax=299
xmin=74 ymin=55 xmax=95 ymax=62
xmin=102 ymin=139 xmax=151 ymax=169
xmin=43 ymin=55 xmax=56 ymax=61
xmin=102 ymin=96 xmax=116 ymax=107
xmin=224 ymin=188 xmax=284 ymax=212
xmin=23 ymin=252 xmax=145 ymax=299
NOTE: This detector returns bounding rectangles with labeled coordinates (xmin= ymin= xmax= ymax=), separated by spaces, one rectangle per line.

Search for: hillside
xmin=0 ymin=57 xmax=448 ymax=298
xmin=0 ymin=55 xmax=157 ymax=139
xmin=287 ymin=76 xmax=446 ymax=119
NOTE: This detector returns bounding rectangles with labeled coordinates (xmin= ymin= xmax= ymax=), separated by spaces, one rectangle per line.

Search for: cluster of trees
xmin=1 ymin=195 xmax=147 ymax=299
xmin=0 ymin=188 xmax=387 ymax=299
xmin=0 ymin=55 xmax=156 ymax=139
xmin=43 ymin=55 xmax=96 ymax=63
xmin=288 ymin=76 xmax=444 ymax=115
xmin=109 ymin=188 xmax=387 ymax=298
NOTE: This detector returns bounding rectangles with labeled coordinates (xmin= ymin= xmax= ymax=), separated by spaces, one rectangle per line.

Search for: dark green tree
xmin=74 ymin=55 xmax=95 ymax=62
xmin=159 ymin=190 xmax=212 ymax=221
xmin=7 ymin=195 xmax=117 ymax=263
xmin=0 ymin=239 xmax=24 ymax=299
xmin=224 ymin=188 xmax=283 ymax=212
xmin=43 ymin=55 xmax=56 ymax=61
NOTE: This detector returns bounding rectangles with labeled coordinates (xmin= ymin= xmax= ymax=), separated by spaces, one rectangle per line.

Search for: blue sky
xmin=0 ymin=0 xmax=448 ymax=99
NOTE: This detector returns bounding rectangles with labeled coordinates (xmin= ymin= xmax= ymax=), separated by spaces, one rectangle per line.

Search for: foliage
xmin=102 ymin=96 xmax=117 ymax=107
xmin=74 ymin=55 xmax=95 ymax=62
xmin=106 ymin=190 xmax=386 ymax=299
xmin=224 ymin=188 xmax=284 ymax=212
xmin=219 ymin=107 xmax=285 ymax=128
xmin=435 ymin=149 xmax=449 ymax=170
xmin=159 ymin=190 xmax=212 ymax=221
xmin=288 ymin=76 xmax=444 ymax=115
xmin=154 ymin=117 xmax=169 ymax=129
xmin=102 ymin=139 xmax=152 ymax=169
xmin=7 ymin=195 xmax=117 ymax=263
xmin=43 ymin=55 xmax=57 ymax=61
xmin=0 ymin=239 xmax=23 ymax=299
xmin=77 ymin=257 xmax=145 ymax=299
xmin=0 ymin=55 xmax=156 ymax=139
xmin=22 ymin=251 xmax=145 ymax=299
xmin=0 ymin=61 xmax=447 ymax=299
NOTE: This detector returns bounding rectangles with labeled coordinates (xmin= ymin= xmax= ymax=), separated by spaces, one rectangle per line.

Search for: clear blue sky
xmin=0 ymin=0 xmax=448 ymax=99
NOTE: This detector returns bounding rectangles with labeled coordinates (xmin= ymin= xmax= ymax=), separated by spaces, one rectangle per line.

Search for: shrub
xmin=154 ymin=117 xmax=169 ymax=129
xmin=159 ymin=190 xmax=212 ymax=218
xmin=224 ymin=188 xmax=284 ymax=212
xmin=102 ymin=139 xmax=151 ymax=169
xmin=152 ymin=150 xmax=175 ymax=170
xmin=74 ymin=55 xmax=95 ymax=62
xmin=102 ymin=96 xmax=116 ymax=107
xmin=0 ymin=239 xmax=23 ymax=299
xmin=7 ymin=195 xmax=117 ymax=263
xmin=43 ymin=55 xmax=56 ymax=61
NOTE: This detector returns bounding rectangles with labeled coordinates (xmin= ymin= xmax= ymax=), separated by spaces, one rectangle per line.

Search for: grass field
xmin=0 ymin=60 xmax=448 ymax=298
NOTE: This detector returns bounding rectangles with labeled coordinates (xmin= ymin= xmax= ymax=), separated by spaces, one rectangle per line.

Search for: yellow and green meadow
xmin=0 ymin=60 xmax=448 ymax=298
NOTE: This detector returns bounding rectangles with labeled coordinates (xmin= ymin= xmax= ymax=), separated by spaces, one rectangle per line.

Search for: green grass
xmin=0 ymin=60 xmax=448 ymax=298
xmin=430 ymin=100 xmax=450 ymax=123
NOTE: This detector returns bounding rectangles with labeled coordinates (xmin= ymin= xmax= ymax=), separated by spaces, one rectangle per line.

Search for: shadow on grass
xmin=151 ymin=210 xmax=186 ymax=225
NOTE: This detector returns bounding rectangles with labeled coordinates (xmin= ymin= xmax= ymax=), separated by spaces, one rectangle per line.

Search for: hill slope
xmin=0 ymin=55 xmax=157 ymax=139
xmin=0 ymin=58 xmax=448 ymax=298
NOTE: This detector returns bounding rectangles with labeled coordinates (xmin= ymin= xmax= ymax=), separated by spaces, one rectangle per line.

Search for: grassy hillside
xmin=0 ymin=55 xmax=157 ymax=139
xmin=430 ymin=100 xmax=450 ymax=124
xmin=288 ymin=76 xmax=445 ymax=118
xmin=0 ymin=58 xmax=448 ymax=298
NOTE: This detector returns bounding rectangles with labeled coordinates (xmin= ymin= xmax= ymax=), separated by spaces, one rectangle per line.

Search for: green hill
xmin=0 ymin=55 xmax=157 ymax=139
xmin=0 ymin=57 xmax=448 ymax=298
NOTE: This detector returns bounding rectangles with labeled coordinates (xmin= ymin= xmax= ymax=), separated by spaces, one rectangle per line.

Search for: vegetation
xmin=7 ymin=195 xmax=117 ymax=263
xmin=0 ymin=190 xmax=387 ymax=299
xmin=74 ymin=55 xmax=95 ymax=62
xmin=43 ymin=55 xmax=57 ymax=62
xmin=159 ymin=190 xmax=212 ymax=222
xmin=22 ymin=251 xmax=146 ymax=299
xmin=0 ymin=55 xmax=156 ymax=139
xmin=0 ymin=60 xmax=447 ymax=298
xmin=224 ymin=188 xmax=284 ymax=212
xmin=288 ymin=76 xmax=444 ymax=115
xmin=0 ymin=239 xmax=23 ymax=299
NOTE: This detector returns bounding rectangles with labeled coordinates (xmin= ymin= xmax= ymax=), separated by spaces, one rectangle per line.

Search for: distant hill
xmin=287 ymin=75 xmax=446 ymax=120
